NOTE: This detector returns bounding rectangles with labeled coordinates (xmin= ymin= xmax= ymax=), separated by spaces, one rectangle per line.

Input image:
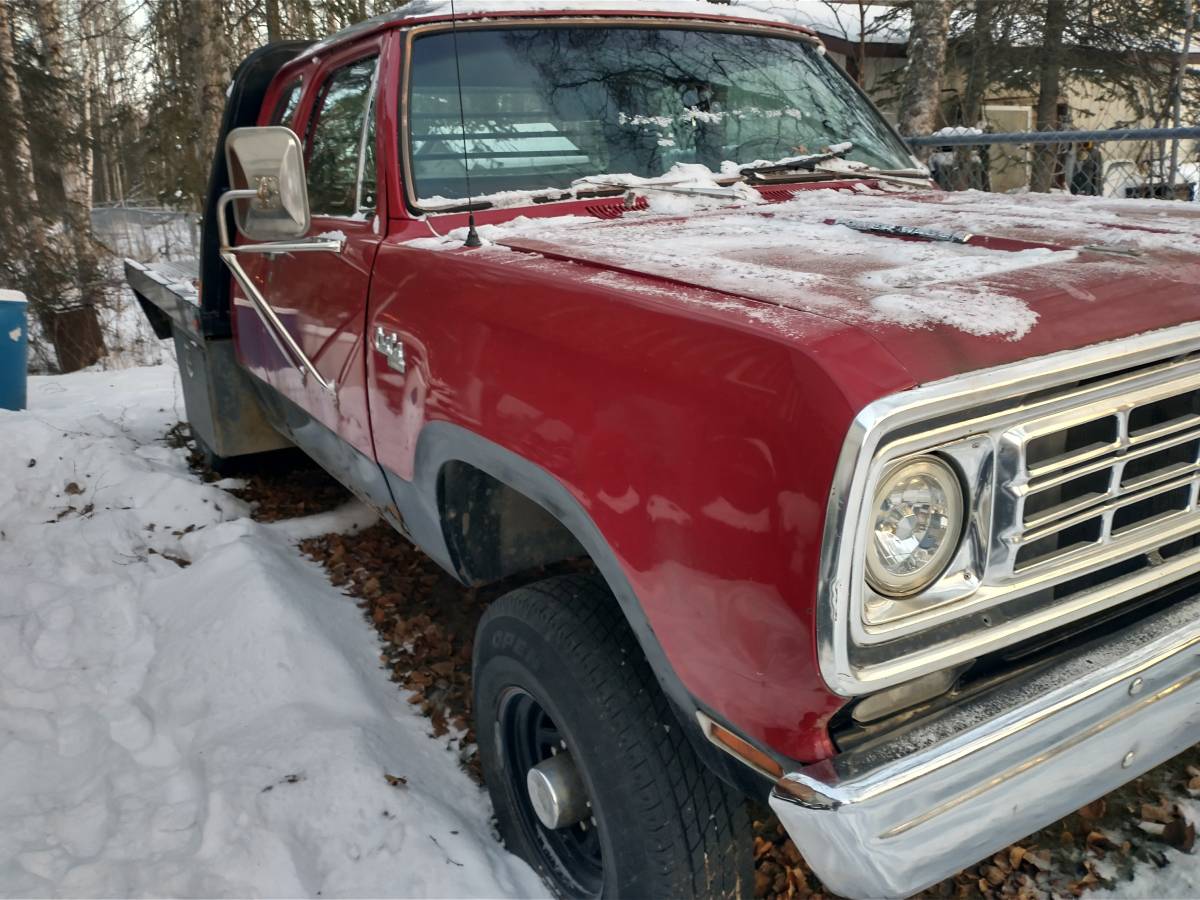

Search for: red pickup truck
xmin=126 ymin=3 xmax=1200 ymax=897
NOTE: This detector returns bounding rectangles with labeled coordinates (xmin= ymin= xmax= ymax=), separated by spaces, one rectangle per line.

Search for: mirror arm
xmin=216 ymin=189 xmax=257 ymax=250
xmin=216 ymin=191 xmax=336 ymax=393
xmin=231 ymin=239 xmax=344 ymax=255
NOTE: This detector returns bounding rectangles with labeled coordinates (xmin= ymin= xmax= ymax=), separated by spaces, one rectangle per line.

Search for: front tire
xmin=473 ymin=573 xmax=752 ymax=899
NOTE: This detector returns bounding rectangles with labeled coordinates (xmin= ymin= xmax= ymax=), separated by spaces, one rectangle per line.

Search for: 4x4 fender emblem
xmin=373 ymin=326 xmax=406 ymax=374
xmin=372 ymin=326 xmax=405 ymax=374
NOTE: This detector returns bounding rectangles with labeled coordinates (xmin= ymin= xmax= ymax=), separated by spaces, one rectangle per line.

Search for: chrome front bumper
xmin=771 ymin=591 xmax=1200 ymax=899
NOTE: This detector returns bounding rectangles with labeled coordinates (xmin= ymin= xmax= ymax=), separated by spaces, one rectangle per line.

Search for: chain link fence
xmin=908 ymin=126 xmax=1200 ymax=200
xmin=91 ymin=205 xmax=200 ymax=262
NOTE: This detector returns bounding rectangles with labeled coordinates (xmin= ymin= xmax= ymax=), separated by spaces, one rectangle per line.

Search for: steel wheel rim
xmin=498 ymin=687 xmax=604 ymax=898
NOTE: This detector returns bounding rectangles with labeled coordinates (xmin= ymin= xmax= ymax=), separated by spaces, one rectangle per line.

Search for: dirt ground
xmin=199 ymin=442 xmax=1200 ymax=900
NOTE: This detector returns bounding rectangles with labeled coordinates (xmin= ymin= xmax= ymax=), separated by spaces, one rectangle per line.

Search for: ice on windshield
xmin=407 ymin=25 xmax=911 ymax=205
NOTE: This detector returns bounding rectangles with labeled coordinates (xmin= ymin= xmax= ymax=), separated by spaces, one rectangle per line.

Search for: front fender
xmin=369 ymin=239 xmax=915 ymax=763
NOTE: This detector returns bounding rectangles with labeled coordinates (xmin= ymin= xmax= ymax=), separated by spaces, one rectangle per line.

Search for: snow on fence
xmin=91 ymin=205 xmax=200 ymax=263
xmin=908 ymin=125 xmax=1200 ymax=201
xmin=80 ymin=205 xmax=193 ymax=373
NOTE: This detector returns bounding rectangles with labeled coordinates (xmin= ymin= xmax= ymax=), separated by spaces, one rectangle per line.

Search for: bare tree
xmin=0 ymin=1 xmax=38 ymax=211
xmin=31 ymin=0 xmax=107 ymax=370
xmin=266 ymin=0 xmax=284 ymax=42
xmin=961 ymin=0 xmax=996 ymax=129
xmin=179 ymin=1 xmax=231 ymax=197
xmin=1030 ymin=0 xmax=1068 ymax=192
xmin=949 ymin=0 xmax=996 ymax=189
xmin=897 ymin=0 xmax=953 ymax=142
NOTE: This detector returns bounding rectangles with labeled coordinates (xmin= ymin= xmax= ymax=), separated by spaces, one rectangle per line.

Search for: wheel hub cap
xmin=526 ymin=752 xmax=589 ymax=830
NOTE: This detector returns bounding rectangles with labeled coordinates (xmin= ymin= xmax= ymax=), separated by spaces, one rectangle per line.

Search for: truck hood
xmin=485 ymin=188 xmax=1200 ymax=385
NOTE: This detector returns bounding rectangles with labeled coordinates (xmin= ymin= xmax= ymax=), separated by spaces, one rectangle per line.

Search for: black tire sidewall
xmin=476 ymin=611 xmax=654 ymax=898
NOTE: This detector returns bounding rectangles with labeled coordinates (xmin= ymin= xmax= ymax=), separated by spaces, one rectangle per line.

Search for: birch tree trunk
xmin=0 ymin=1 xmax=39 ymax=210
xmin=32 ymin=0 xmax=106 ymax=371
xmin=179 ymin=1 xmax=230 ymax=205
xmin=1030 ymin=0 xmax=1068 ymax=193
xmin=896 ymin=0 xmax=952 ymax=145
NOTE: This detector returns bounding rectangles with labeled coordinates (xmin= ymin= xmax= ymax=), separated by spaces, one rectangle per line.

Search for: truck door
xmin=234 ymin=41 xmax=386 ymax=461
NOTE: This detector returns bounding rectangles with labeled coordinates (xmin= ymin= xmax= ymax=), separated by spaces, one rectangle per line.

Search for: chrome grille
xmin=821 ymin=324 xmax=1200 ymax=695
xmin=1001 ymin=368 xmax=1200 ymax=577
xmin=850 ymin=357 xmax=1200 ymax=649
xmin=851 ymin=351 xmax=1200 ymax=659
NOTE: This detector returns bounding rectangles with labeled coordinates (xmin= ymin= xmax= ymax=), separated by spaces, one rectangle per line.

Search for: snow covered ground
xmin=1110 ymin=800 xmax=1200 ymax=899
xmin=0 ymin=365 xmax=544 ymax=898
xmin=5 ymin=355 xmax=1200 ymax=899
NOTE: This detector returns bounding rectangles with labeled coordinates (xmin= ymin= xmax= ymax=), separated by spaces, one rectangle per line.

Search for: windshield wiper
xmin=740 ymin=141 xmax=854 ymax=178
xmin=737 ymin=142 xmax=931 ymax=188
xmin=571 ymin=177 xmax=746 ymax=201
xmin=420 ymin=198 xmax=496 ymax=214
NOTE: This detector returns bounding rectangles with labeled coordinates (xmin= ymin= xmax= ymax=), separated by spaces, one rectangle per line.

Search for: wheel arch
xmin=405 ymin=423 xmax=693 ymax=714
xmin=436 ymin=458 xmax=589 ymax=586
xmin=382 ymin=420 xmax=777 ymax=800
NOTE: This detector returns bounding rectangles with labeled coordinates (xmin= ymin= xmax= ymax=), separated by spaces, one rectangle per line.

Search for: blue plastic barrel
xmin=0 ymin=289 xmax=29 ymax=411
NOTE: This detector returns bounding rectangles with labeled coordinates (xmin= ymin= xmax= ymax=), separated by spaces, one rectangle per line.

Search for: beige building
xmin=785 ymin=1 xmax=1200 ymax=195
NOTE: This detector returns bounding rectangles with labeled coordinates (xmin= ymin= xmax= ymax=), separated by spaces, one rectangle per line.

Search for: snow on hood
xmin=407 ymin=186 xmax=1200 ymax=351
xmin=406 ymin=191 xmax=1041 ymax=340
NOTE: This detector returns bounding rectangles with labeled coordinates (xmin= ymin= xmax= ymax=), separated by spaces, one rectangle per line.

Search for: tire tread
xmin=478 ymin=573 xmax=751 ymax=899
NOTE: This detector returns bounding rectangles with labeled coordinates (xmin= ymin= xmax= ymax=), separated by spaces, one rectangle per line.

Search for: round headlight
xmin=865 ymin=456 xmax=963 ymax=598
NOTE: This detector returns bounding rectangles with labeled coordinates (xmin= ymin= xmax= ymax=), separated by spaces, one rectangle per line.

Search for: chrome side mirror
xmin=224 ymin=126 xmax=310 ymax=241
xmin=215 ymin=126 xmax=340 ymax=394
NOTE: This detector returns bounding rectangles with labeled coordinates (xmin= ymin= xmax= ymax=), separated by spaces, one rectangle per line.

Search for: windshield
xmin=406 ymin=24 xmax=913 ymax=205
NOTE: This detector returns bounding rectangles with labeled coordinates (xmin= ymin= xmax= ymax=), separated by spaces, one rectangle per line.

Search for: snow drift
xmin=0 ymin=367 xmax=543 ymax=898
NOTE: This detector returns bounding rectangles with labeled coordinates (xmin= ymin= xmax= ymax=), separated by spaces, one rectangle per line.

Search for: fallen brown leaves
xmin=225 ymin=460 xmax=348 ymax=523
xmin=300 ymin=523 xmax=488 ymax=777
xmin=176 ymin=423 xmax=347 ymax=523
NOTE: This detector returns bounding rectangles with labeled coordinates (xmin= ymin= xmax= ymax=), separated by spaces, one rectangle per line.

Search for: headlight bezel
xmin=853 ymin=436 xmax=994 ymax=638
xmin=863 ymin=454 xmax=965 ymax=600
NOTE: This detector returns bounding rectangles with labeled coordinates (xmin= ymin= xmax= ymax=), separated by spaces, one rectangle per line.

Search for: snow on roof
xmin=391 ymin=0 xmax=804 ymax=23
xmin=734 ymin=1 xmax=909 ymax=45
xmin=0 ymin=289 xmax=28 ymax=304
xmin=299 ymin=0 xmax=821 ymax=58
xmin=385 ymin=0 xmax=906 ymax=42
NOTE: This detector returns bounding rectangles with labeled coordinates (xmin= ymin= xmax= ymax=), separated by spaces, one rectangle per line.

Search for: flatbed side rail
xmin=124 ymin=258 xmax=203 ymax=341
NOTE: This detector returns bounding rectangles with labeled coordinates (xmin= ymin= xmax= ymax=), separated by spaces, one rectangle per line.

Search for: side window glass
xmin=359 ymin=80 xmax=378 ymax=213
xmin=270 ymin=79 xmax=303 ymax=127
xmin=306 ymin=56 xmax=378 ymax=217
